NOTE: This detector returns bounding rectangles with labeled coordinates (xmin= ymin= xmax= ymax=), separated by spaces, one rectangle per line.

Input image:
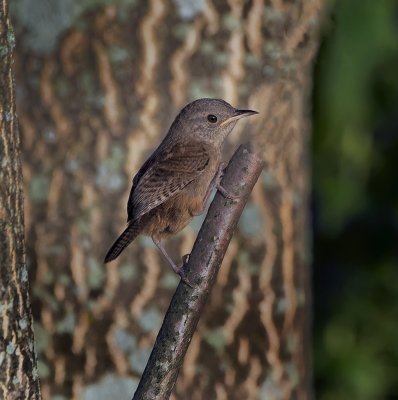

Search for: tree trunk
xmin=0 ymin=0 xmax=41 ymax=398
xmin=12 ymin=1 xmax=323 ymax=399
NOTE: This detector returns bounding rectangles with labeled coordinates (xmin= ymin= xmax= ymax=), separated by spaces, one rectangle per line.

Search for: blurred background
xmin=8 ymin=0 xmax=398 ymax=399
xmin=313 ymin=0 xmax=398 ymax=398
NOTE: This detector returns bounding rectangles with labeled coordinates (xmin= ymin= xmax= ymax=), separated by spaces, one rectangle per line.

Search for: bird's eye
xmin=207 ymin=114 xmax=218 ymax=123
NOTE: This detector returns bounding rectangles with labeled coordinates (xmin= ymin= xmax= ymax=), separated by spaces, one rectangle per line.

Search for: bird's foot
xmin=217 ymin=162 xmax=240 ymax=201
xmin=219 ymin=161 xmax=227 ymax=175
xmin=152 ymin=236 xmax=194 ymax=287
xmin=176 ymin=254 xmax=193 ymax=288
xmin=177 ymin=268 xmax=193 ymax=288
xmin=216 ymin=182 xmax=240 ymax=201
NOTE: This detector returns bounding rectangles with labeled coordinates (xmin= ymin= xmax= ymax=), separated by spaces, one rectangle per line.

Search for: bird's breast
xmin=185 ymin=155 xmax=219 ymax=197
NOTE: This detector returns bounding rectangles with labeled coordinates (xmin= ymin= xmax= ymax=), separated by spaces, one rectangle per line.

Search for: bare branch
xmin=133 ymin=144 xmax=264 ymax=400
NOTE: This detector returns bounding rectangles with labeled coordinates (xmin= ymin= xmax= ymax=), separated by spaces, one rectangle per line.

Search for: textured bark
xmin=0 ymin=0 xmax=41 ymax=398
xmin=12 ymin=1 xmax=323 ymax=399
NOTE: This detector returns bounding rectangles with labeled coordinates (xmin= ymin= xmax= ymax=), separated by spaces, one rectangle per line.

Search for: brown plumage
xmin=104 ymin=98 xmax=257 ymax=283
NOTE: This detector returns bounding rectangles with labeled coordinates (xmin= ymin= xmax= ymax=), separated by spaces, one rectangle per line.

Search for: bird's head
xmin=172 ymin=98 xmax=258 ymax=147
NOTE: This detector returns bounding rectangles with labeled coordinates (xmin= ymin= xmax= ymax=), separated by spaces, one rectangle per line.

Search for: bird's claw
xmin=177 ymin=254 xmax=194 ymax=288
xmin=217 ymin=162 xmax=239 ymax=201
xmin=217 ymin=183 xmax=240 ymax=201
xmin=177 ymin=268 xmax=194 ymax=288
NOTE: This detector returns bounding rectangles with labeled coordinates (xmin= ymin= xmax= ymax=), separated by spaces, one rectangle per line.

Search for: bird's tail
xmin=104 ymin=220 xmax=144 ymax=263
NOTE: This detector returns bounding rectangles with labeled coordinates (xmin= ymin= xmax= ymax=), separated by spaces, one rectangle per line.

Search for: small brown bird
xmin=104 ymin=98 xmax=257 ymax=283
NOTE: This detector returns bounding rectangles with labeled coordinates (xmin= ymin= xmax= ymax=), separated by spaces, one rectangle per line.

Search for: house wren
xmin=104 ymin=98 xmax=257 ymax=284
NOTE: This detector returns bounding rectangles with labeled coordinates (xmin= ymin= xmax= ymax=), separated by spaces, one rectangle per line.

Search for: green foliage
xmin=313 ymin=0 xmax=398 ymax=232
xmin=313 ymin=0 xmax=398 ymax=398
xmin=316 ymin=264 xmax=398 ymax=399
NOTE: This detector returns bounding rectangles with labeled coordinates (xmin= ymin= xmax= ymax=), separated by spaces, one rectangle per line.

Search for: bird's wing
xmin=127 ymin=141 xmax=210 ymax=222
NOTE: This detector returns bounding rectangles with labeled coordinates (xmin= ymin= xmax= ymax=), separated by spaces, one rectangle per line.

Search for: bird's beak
xmin=220 ymin=109 xmax=259 ymax=127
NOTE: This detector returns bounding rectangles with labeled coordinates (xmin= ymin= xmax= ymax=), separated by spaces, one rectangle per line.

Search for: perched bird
xmin=104 ymin=98 xmax=257 ymax=283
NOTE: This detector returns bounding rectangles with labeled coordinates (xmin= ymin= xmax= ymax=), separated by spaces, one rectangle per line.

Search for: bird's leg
xmin=152 ymin=236 xmax=181 ymax=274
xmin=190 ymin=163 xmax=238 ymax=218
xmin=190 ymin=166 xmax=221 ymax=216
xmin=216 ymin=162 xmax=240 ymax=200
xmin=152 ymin=236 xmax=193 ymax=287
